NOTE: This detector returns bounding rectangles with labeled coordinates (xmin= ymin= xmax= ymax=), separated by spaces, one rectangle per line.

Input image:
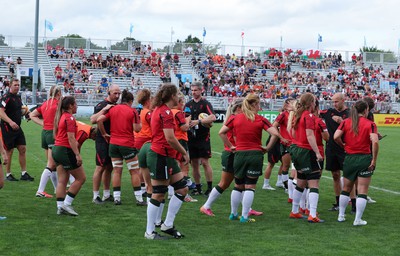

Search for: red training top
xmin=150 ymin=104 xmax=177 ymax=157
xmin=291 ymin=110 xmax=316 ymax=150
xmin=225 ymin=113 xmax=272 ymax=151
xmin=274 ymin=111 xmax=292 ymax=145
xmin=105 ymin=104 xmax=140 ymax=148
xmin=55 ymin=112 xmax=76 ymax=148
xmin=172 ymin=108 xmax=188 ymax=141
xmin=315 ymin=117 xmax=327 ymax=157
xmin=36 ymin=98 xmax=59 ymax=130
xmin=337 ymin=116 xmax=377 ymax=154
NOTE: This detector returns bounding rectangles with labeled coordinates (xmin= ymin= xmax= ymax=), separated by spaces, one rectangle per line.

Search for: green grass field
xmin=0 ymin=120 xmax=399 ymax=256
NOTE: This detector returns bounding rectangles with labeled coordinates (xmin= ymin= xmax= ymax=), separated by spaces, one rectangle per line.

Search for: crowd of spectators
xmin=190 ymin=49 xmax=399 ymax=103
xmin=48 ymin=43 xmax=177 ymax=94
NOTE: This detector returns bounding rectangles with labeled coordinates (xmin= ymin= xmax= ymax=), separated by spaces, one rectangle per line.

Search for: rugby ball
xmin=199 ymin=112 xmax=213 ymax=128
xmin=21 ymin=105 xmax=29 ymax=116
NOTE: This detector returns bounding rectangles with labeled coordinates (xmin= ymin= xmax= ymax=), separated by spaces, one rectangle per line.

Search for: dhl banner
xmin=374 ymin=114 xmax=400 ymax=127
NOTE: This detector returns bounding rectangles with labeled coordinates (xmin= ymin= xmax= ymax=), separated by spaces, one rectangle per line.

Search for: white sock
xmin=203 ymin=187 xmax=221 ymax=209
xmin=300 ymin=189 xmax=307 ymax=209
xmin=339 ymin=194 xmax=350 ymax=217
xmin=103 ymin=190 xmax=110 ymax=199
xmin=21 ymin=170 xmax=27 ymax=176
xmin=282 ymin=174 xmax=289 ymax=183
xmin=113 ymin=191 xmax=121 ymax=201
xmin=50 ymin=171 xmax=58 ymax=191
xmin=93 ymin=191 xmax=100 ymax=200
xmin=355 ymin=197 xmax=367 ymax=221
xmin=38 ymin=168 xmax=52 ymax=193
xmin=277 ymin=174 xmax=282 ymax=183
xmin=288 ymin=179 xmax=294 ymax=199
xmin=263 ymin=178 xmax=270 ymax=186
xmin=57 ymin=200 xmax=64 ymax=208
xmin=146 ymin=201 xmax=159 ymax=235
xmin=164 ymin=194 xmax=184 ymax=227
xmin=241 ymin=189 xmax=255 ymax=219
xmin=230 ymin=189 xmax=243 ymax=215
xmin=64 ymin=194 xmax=74 ymax=206
xmin=306 ymin=188 xmax=310 ymax=210
xmin=156 ymin=201 xmax=165 ymax=224
xmin=69 ymin=175 xmax=75 ymax=185
xmin=134 ymin=190 xmax=143 ymax=202
xmin=308 ymin=191 xmax=319 ymax=218
xmin=291 ymin=188 xmax=302 ymax=213
xmin=168 ymin=185 xmax=174 ymax=198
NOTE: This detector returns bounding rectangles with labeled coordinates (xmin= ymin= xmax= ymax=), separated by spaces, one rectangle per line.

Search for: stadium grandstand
xmin=0 ymin=36 xmax=399 ymax=113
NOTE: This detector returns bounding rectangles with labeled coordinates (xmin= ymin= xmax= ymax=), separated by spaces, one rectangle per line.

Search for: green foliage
xmin=0 ymin=34 xmax=7 ymax=46
xmin=360 ymin=46 xmax=397 ymax=63
xmin=110 ymin=37 xmax=141 ymax=51
xmin=0 ymin=121 xmax=398 ymax=255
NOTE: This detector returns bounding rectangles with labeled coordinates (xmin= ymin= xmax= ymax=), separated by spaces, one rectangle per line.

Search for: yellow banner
xmin=374 ymin=114 xmax=400 ymax=127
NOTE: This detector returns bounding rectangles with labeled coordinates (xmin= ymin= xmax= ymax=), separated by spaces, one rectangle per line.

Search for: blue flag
xmin=130 ymin=23 xmax=134 ymax=34
xmin=45 ymin=20 xmax=53 ymax=32
xmin=203 ymin=27 xmax=206 ymax=37
xmin=318 ymin=34 xmax=322 ymax=42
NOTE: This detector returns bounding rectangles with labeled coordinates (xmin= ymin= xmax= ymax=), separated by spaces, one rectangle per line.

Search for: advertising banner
xmin=374 ymin=114 xmax=400 ymax=127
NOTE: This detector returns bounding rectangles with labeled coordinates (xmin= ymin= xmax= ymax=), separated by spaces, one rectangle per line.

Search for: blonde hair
xmin=47 ymin=85 xmax=62 ymax=111
xmin=224 ymin=98 xmax=243 ymax=125
xmin=242 ymin=94 xmax=260 ymax=122
xmin=292 ymin=93 xmax=315 ymax=130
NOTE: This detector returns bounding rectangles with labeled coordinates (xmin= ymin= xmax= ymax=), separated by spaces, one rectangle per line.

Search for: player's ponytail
xmin=53 ymin=96 xmax=76 ymax=138
xmin=350 ymin=100 xmax=368 ymax=135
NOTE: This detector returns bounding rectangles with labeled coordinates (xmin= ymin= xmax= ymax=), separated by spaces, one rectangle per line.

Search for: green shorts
xmin=221 ymin=150 xmax=235 ymax=174
xmin=41 ymin=130 xmax=55 ymax=150
xmin=233 ymin=150 xmax=264 ymax=179
xmin=138 ymin=142 xmax=151 ymax=168
xmin=290 ymin=144 xmax=320 ymax=174
xmin=147 ymin=149 xmax=180 ymax=180
xmin=109 ymin=144 xmax=138 ymax=160
xmin=52 ymin=145 xmax=80 ymax=171
xmin=343 ymin=154 xmax=373 ymax=182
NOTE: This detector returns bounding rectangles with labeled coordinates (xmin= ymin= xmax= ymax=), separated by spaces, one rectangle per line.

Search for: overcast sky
xmin=1 ymin=0 xmax=400 ymax=54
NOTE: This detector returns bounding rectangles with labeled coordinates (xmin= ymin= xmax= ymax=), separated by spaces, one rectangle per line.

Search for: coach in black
xmin=0 ymin=79 xmax=34 ymax=181
xmin=185 ymin=81 xmax=216 ymax=196
xmin=320 ymin=93 xmax=349 ymax=211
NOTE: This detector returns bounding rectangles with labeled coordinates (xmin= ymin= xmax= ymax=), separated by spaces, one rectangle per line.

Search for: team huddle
xmin=0 ymin=79 xmax=379 ymax=238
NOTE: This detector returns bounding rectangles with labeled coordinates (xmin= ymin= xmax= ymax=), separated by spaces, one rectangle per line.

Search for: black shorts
xmin=2 ymin=128 xmax=26 ymax=150
xmin=95 ymin=141 xmax=111 ymax=167
xmin=325 ymin=146 xmax=345 ymax=171
xmin=188 ymin=139 xmax=211 ymax=159
xmin=178 ymin=139 xmax=189 ymax=152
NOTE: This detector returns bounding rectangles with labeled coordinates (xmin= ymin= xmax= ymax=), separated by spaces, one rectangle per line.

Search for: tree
xmin=0 ymin=34 xmax=8 ymax=46
xmin=360 ymin=46 xmax=396 ymax=63
xmin=110 ymin=37 xmax=141 ymax=51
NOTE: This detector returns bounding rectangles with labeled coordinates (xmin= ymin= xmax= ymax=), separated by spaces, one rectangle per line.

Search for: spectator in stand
xmin=0 ymin=55 xmax=6 ymax=66
xmin=173 ymin=53 xmax=179 ymax=65
xmin=16 ymin=57 xmax=22 ymax=65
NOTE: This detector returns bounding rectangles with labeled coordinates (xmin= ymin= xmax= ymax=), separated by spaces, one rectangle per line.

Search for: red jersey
xmin=150 ymin=104 xmax=177 ymax=157
xmin=55 ymin=112 xmax=77 ymax=148
xmin=105 ymin=104 xmax=140 ymax=148
xmin=225 ymin=113 xmax=272 ymax=151
xmin=76 ymin=121 xmax=91 ymax=146
xmin=274 ymin=111 xmax=292 ymax=145
xmin=315 ymin=117 xmax=327 ymax=157
xmin=292 ymin=110 xmax=316 ymax=150
xmin=337 ymin=116 xmax=377 ymax=154
xmin=172 ymin=109 xmax=188 ymax=141
xmin=223 ymin=129 xmax=236 ymax=151
xmin=134 ymin=108 xmax=152 ymax=149
xmin=36 ymin=98 xmax=59 ymax=130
